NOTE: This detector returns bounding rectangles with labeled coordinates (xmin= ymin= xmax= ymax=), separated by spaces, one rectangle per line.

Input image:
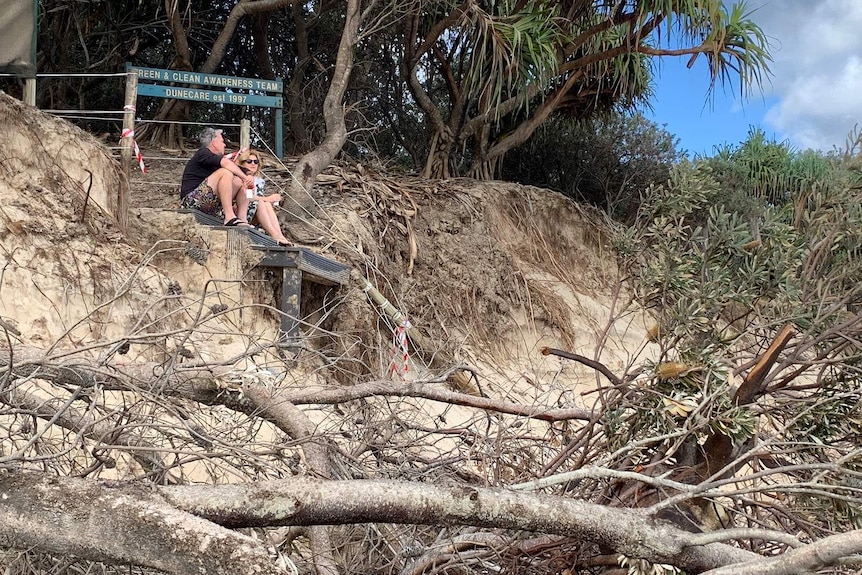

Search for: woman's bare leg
xmin=252 ymin=201 xmax=290 ymax=243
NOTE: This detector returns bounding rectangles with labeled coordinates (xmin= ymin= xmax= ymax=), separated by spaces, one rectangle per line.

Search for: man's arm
xmin=219 ymin=155 xmax=253 ymax=188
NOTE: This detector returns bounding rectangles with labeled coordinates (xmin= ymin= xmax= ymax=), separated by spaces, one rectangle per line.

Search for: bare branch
xmin=702 ymin=530 xmax=862 ymax=575
xmin=159 ymin=475 xmax=761 ymax=573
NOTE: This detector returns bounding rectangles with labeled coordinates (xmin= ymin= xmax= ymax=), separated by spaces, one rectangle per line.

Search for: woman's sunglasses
xmin=243 ymin=159 xmax=260 ymax=164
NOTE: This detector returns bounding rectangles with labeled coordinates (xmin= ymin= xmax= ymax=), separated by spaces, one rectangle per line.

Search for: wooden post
xmin=118 ymin=71 xmax=138 ymax=231
xmin=280 ymin=268 xmax=302 ymax=337
xmin=240 ymin=118 xmax=250 ymax=151
xmin=26 ymin=0 xmax=37 ymax=107
xmin=23 ymin=78 xmax=36 ymax=106
xmin=275 ymin=106 xmax=283 ymax=159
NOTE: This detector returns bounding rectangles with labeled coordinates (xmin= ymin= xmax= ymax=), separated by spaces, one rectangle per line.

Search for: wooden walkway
xmin=180 ymin=209 xmax=349 ymax=337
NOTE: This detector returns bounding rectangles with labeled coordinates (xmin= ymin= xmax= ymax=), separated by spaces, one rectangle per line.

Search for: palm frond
xmin=460 ymin=0 xmax=567 ymax=120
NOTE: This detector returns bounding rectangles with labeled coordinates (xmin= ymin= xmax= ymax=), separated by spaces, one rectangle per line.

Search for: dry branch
xmin=243 ymin=382 xmax=341 ymax=575
xmin=734 ymin=323 xmax=796 ymax=405
xmin=541 ymin=346 xmax=623 ymax=386
xmin=357 ymin=273 xmax=478 ymax=393
xmin=1 ymin=345 xmax=591 ymax=421
xmin=702 ymin=530 xmax=862 ymax=575
xmin=160 ymin=476 xmax=763 ymax=573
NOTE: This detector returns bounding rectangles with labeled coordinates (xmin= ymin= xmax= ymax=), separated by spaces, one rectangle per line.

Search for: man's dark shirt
xmin=180 ymin=147 xmax=224 ymax=198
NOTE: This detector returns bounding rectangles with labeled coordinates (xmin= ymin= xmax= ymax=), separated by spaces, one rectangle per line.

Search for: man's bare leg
xmin=207 ymin=169 xmax=247 ymax=224
xmin=232 ymin=174 xmax=250 ymax=222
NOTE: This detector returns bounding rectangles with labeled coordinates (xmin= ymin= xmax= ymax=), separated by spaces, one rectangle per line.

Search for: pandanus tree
xmin=404 ymin=0 xmax=772 ymax=179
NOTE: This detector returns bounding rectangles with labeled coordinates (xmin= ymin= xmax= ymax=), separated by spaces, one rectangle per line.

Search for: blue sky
xmin=645 ymin=57 xmax=778 ymax=157
xmin=643 ymin=0 xmax=862 ymax=158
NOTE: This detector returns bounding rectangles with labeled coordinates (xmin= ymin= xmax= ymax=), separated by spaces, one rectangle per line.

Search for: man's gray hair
xmin=199 ymin=127 xmax=223 ymax=147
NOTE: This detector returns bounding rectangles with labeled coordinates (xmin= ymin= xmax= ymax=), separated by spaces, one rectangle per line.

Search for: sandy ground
xmin=1 ymin=92 xmax=659 ymax=480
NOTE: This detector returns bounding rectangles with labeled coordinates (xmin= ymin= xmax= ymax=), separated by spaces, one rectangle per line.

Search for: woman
xmin=236 ymin=150 xmax=292 ymax=246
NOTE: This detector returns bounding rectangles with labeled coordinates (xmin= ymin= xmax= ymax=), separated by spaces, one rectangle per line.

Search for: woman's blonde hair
xmin=236 ymin=148 xmax=263 ymax=172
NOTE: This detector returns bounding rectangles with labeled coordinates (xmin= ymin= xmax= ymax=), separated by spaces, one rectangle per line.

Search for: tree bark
xmin=288 ymin=0 xmax=361 ymax=219
xmin=137 ymin=0 xmax=195 ymax=148
xmin=0 ymin=471 xmax=766 ymax=574
xmin=198 ymin=0 xmax=295 ymax=77
xmin=0 ymin=473 xmax=285 ymax=575
xmin=702 ymin=530 xmax=862 ymax=575
xmin=164 ymin=478 xmax=765 ymax=573
xmin=243 ymin=382 xmax=340 ymax=575
xmin=734 ymin=323 xmax=796 ymax=404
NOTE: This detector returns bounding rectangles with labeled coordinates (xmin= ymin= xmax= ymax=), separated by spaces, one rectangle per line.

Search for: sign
xmin=128 ymin=65 xmax=282 ymax=94
xmin=124 ymin=62 xmax=284 ymax=158
xmin=137 ymin=83 xmax=283 ymax=108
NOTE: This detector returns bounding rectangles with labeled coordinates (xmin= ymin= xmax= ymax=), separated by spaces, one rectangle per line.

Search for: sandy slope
xmin=0 ymin=91 xmax=657 ymax=415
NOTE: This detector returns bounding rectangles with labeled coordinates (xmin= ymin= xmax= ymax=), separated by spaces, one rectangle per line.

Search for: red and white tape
xmin=389 ymin=318 xmax=411 ymax=380
xmin=119 ymin=128 xmax=147 ymax=173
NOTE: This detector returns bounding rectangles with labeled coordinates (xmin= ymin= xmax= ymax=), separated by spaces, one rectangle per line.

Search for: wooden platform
xmin=180 ymin=209 xmax=349 ymax=337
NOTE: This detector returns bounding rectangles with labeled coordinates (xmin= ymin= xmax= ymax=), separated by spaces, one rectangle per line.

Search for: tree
xmin=30 ymin=0 xmax=168 ymax=123
xmin=27 ymin=0 xmax=770 ymax=191
xmin=502 ymin=111 xmax=682 ymax=221
xmin=608 ymin=151 xmax=862 ymax=568
xmin=403 ymin=0 xmax=771 ymax=179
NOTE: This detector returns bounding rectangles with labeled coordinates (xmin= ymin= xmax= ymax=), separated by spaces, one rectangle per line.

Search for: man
xmin=180 ymin=127 xmax=254 ymax=227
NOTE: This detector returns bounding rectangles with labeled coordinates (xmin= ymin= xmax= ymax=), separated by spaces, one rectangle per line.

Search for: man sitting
xmin=179 ymin=127 xmax=253 ymax=227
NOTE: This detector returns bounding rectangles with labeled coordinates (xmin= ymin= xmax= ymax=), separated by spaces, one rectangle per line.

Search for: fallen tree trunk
xmin=0 ymin=471 xmax=764 ymax=575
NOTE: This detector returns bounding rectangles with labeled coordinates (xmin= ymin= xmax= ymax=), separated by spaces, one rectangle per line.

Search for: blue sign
xmin=137 ymin=83 xmax=283 ymax=108
xmin=124 ymin=62 xmax=284 ymax=158
xmin=127 ymin=65 xmax=282 ymax=93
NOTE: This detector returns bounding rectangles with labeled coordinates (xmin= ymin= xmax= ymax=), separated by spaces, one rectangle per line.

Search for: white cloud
xmin=751 ymin=0 xmax=862 ymax=151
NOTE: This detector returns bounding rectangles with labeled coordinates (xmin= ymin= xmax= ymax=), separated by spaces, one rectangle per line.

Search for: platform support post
xmin=280 ymin=268 xmax=302 ymax=337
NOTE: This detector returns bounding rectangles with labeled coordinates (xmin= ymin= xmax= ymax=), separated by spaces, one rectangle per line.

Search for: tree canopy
xmin=13 ymin=0 xmax=771 ymax=184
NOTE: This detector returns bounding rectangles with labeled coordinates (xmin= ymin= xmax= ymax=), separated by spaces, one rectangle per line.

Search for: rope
xmin=119 ymin=112 xmax=147 ymax=173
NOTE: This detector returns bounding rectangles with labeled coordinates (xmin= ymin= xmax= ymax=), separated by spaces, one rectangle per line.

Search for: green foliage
xmin=23 ymin=0 xmax=774 ymax=177
xmin=502 ymin=112 xmax=682 ymax=220
xmin=408 ymin=0 xmax=771 ymax=176
xmin=623 ymin=137 xmax=860 ymax=358
xmin=605 ymin=136 xmax=862 ymax=540
xmin=607 ymin=357 xmax=756 ymax=456
xmin=790 ymin=380 xmax=860 ymax=444
xmin=707 ymin=2 xmax=772 ymax=98
xmin=705 ymin=127 xmax=836 ymax=204
xmin=464 ymin=0 xmax=566 ymax=119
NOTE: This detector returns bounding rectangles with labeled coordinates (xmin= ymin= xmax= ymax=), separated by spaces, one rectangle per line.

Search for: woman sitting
xmin=235 ymin=150 xmax=292 ymax=247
